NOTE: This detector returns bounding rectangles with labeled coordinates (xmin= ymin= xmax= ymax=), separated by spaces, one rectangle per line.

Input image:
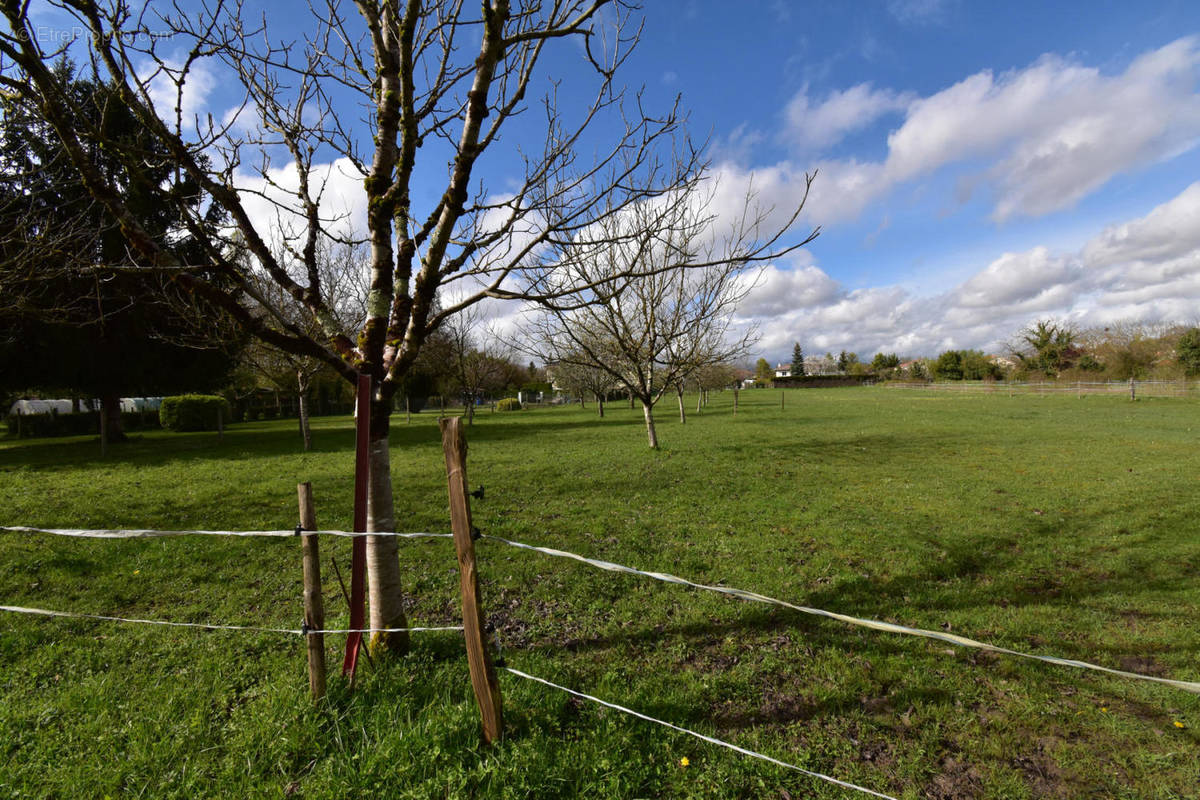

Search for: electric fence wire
xmin=0 ymin=603 xmax=463 ymax=636
xmin=0 ymin=526 xmax=452 ymax=540
xmin=504 ymin=666 xmax=899 ymax=800
xmin=481 ymin=534 xmax=1200 ymax=695
xmin=6 ymin=525 xmax=1198 ymax=693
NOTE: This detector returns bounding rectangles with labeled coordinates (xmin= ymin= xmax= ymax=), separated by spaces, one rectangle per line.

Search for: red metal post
xmin=342 ymin=372 xmax=371 ymax=678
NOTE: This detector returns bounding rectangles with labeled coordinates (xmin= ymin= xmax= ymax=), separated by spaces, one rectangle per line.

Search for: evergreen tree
xmin=0 ymin=65 xmax=239 ymax=439
xmin=791 ymin=341 xmax=806 ymax=376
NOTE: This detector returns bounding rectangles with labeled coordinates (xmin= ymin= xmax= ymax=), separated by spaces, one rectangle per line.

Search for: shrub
xmin=159 ymin=395 xmax=229 ymax=432
xmin=496 ymin=397 xmax=522 ymax=412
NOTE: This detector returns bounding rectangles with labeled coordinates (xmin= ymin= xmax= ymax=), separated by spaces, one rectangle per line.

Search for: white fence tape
xmin=505 ymin=667 xmax=898 ymax=800
xmin=483 ymin=535 xmax=1200 ymax=695
xmin=0 ymin=604 xmax=462 ymax=636
xmin=0 ymin=526 xmax=452 ymax=540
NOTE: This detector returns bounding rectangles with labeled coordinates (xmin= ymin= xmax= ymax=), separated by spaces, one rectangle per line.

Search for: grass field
xmin=1 ymin=388 xmax=1198 ymax=799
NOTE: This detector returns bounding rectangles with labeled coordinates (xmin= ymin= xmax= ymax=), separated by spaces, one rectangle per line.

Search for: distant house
xmin=774 ymin=363 xmax=792 ymax=378
xmin=987 ymin=354 xmax=1017 ymax=371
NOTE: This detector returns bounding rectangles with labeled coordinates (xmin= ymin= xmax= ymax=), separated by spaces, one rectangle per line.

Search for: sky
xmin=625 ymin=0 xmax=1200 ymax=363
xmin=18 ymin=0 xmax=1200 ymax=364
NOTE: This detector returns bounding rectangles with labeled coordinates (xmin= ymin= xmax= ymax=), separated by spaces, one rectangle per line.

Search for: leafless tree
xmin=236 ymin=237 xmax=369 ymax=450
xmin=0 ymin=1 xmax=813 ymax=646
xmin=442 ymin=305 xmax=511 ymax=425
xmin=548 ymin=357 xmax=614 ymax=415
xmin=524 ymin=178 xmax=817 ymax=447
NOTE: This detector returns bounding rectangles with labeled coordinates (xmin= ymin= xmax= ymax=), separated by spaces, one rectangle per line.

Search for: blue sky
xmin=619 ymin=0 xmax=1200 ymax=362
xmin=18 ymin=0 xmax=1200 ymax=363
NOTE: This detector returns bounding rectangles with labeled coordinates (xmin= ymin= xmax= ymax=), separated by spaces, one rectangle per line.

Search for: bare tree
xmin=0 ymin=1 xmax=743 ymax=651
xmin=442 ymin=306 xmax=511 ymax=425
xmin=525 ymin=179 xmax=817 ymax=448
xmin=234 ymin=237 xmax=369 ymax=449
xmin=549 ymin=356 xmax=614 ymax=415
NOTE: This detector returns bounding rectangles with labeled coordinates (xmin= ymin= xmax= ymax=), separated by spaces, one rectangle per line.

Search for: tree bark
xmin=641 ymin=399 xmax=659 ymax=448
xmin=297 ymin=369 xmax=312 ymax=451
xmin=677 ymin=385 xmax=686 ymax=424
xmin=597 ymin=392 xmax=604 ymax=417
xmin=366 ymin=431 xmax=410 ymax=655
xmin=100 ymin=391 xmax=126 ymax=443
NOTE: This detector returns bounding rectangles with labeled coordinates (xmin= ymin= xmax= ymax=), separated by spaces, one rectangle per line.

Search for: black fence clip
xmin=470 ymin=485 xmax=485 ymax=501
xmin=294 ymin=523 xmax=303 ymax=537
xmin=470 ymin=525 xmax=482 ymax=541
xmin=300 ymin=620 xmax=312 ymax=635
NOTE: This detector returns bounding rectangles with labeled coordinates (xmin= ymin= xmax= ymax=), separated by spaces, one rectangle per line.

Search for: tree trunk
xmin=641 ymin=399 xmax=659 ymax=448
xmin=579 ymin=393 xmax=586 ymax=408
xmin=466 ymin=393 xmax=475 ymax=426
xmin=366 ymin=424 xmax=410 ymax=656
xmin=676 ymin=385 xmax=686 ymax=424
xmin=696 ymin=386 xmax=702 ymax=413
xmin=629 ymin=390 xmax=634 ymax=410
xmin=297 ymin=370 xmax=312 ymax=451
xmin=100 ymin=391 xmax=126 ymax=443
xmin=597 ymin=392 xmax=604 ymax=417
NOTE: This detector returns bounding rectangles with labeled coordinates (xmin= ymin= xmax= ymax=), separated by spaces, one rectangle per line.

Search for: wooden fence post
xmin=1130 ymin=377 xmax=1136 ymax=401
xmin=440 ymin=416 xmax=503 ymax=745
xmin=406 ymin=395 xmax=411 ymax=425
xmin=733 ymin=388 xmax=738 ymax=416
xmin=297 ymin=482 xmax=326 ymax=701
xmin=781 ymin=390 xmax=785 ymax=410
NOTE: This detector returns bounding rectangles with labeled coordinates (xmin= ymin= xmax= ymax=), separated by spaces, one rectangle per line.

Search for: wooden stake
xmin=733 ymin=388 xmax=738 ymax=416
xmin=406 ymin=395 xmax=411 ymax=425
xmin=781 ymin=390 xmax=785 ymax=410
xmin=297 ymin=482 xmax=326 ymax=701
xmin=1130 ymin=377 xmax=1136 ymax=401
xmin=440 ymin=416 xmax=503 ymax=745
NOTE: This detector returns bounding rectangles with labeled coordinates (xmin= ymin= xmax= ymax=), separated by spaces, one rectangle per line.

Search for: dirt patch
xmin=1010 ymin=739 xmax=1068 ymax=799
xmin=1117 ymin=654 xmax=1167 ymax=677
xmin=711 ymin=689 xmax=818 ymax=729
xmin=923 ymin=756 xmax=984 ymax=800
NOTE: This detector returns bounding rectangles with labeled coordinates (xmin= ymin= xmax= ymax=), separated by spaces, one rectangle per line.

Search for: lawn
xmin=1 ymin=388 xmax=1197 ymax=798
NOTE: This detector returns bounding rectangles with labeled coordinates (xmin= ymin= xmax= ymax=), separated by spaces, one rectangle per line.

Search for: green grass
xmin=1 ymin=388 xmax=1198 ymax=798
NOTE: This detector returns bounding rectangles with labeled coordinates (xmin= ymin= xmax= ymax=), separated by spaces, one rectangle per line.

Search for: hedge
xmin=159 ymin=395 xmax=230 ymax=432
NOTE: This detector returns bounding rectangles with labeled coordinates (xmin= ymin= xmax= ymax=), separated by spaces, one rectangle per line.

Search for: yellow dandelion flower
xmin=679 ymin=757 xmax=689 ymax=767
xmin=1174 ymin=721 xmax=1186 ymax=729
xmin=1100 ymin=706 xmax=1107 ymax=712
xmin=133 ymin=569 xmax=140 ymax=575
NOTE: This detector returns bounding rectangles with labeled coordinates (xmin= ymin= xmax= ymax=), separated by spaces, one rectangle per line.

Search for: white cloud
xmin=895 ymin=38 xmax=1200 ymax=220
xmin=783 ymin=83 xmax=913 ymax=152
xmin=745 ymin=37 xmax=1200 ymax=228
xmin=1082 ymin=182 xmax=1200 ymax=268
xmin=738 ymin=182 xmax=1200 ymax=362
xmin=886 ymin=0 xmax=952 ymax=25
xmin=142 ymin=57 xmax=218 ymax=126
xmin=233 ymin=157 xmax=368 ymax=251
